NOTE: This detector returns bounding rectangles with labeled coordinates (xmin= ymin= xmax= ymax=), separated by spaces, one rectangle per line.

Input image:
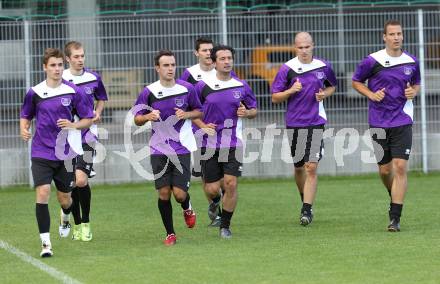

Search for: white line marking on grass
xmin=0 ymin=239 xmax=82 ymax=284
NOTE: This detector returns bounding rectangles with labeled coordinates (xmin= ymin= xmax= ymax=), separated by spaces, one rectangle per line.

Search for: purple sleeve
xmin=271 ymin=64 xmax=290 ymax=93
xmin=242 ymin=80 xmax=257 ymax=109
xmin=412 ymin=59 xmax=421 ymax=85
xmin=324 ymin=63 xmax=338 ymax=87
xmin=194 ymin=81 xmax=206 ymax=104
xmin=187 ymin=85 xmax=202 ymax=111
xmin=179 ymin=69 xmax=191 ymax=82
xmin=95 ymin=76 xmax=108 ymax=101
xmin=73 ymin=86 xmax=94 ymax=119
xmin=352 ymin=56 xmax=375 ymax=83
xmin=133 ymin=88 xmax=151 ymax=116
xmin=20 ymin=89 xmax=36 ymax=120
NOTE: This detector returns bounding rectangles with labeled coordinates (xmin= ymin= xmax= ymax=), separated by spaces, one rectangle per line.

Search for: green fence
xmin=1 ymin=0 xmax=440 ymax=20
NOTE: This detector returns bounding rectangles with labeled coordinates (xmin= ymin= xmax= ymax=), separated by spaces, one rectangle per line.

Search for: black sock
xmin=220 ymin=209 xmax=233 ymax=229
xmin=180 ymin=193 xmax=191 ymax=211
xmin=302 ymin=203 xmax=312 ymax=213
xmin=212 ymin=194 xmax=221 ymax=204
xmin=300 ymin=192 xmax=304 ymax=202
xmin=36 ymin=203 xmax=50 ymax=234
xmin=61 ymin=204 xmax=72 ymax=215
xmin=71 ymin=187 xmax=82 ymax=225
xmin=158 ymin=199 xmax=174 ymax=235
xmin=212 ymin=194 xmax=222 ymax=217
xmin=79 ymin=184 xmax=91 ymax=223
xmin=389 ymin=203 xmax=403 ymax=220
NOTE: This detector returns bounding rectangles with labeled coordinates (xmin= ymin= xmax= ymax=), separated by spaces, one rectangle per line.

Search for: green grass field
xmin=1 ymin=173 xmax=440 ymax=283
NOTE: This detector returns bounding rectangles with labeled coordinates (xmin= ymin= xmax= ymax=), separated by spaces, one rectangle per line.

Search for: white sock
xmin=40 ymin=233 xmax=51 ymax=245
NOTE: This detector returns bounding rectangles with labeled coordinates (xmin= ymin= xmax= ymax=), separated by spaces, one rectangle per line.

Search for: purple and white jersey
xmin=20 ymin=80 xmax=94 ymax=161
xmin=133 ymin=79 xmax=202 ymax=156
xmin=271 ymin=57 xmax=337 ymax=128
xmin=195 ymin=76 xmax=257 ymax=149
xmin=63 ymin=68 xmax=108 ymax=143
xmin=352 ymin=49 xmax=420 ymax=128
xmin=180 ymin=64 xmax=238 ymax=85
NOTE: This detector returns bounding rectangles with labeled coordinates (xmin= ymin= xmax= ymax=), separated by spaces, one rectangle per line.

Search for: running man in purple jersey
xmin=271 ymin=32 xmax=337 ymax=226
xmin=20 ymin=48 xmax=93 ymax=257
xmin=194 ymin=45 xmax=257 ymax=239
xmin=62 ymin=41 xmax=109 ymax=242
xmin=180 ymin=37 xmax=233 ymax=226
xmin=180 ymin=37 xmax=221 ymax=226
xmin=352 ymin=20 xmax=420 ymax=232
xmin=133 ymin=50 xmax=202 ymax=246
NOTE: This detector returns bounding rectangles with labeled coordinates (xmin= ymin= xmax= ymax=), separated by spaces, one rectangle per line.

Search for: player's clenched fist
xmin=289 ymin=78 xmax=302 ymax=94
xmin=404 ymin=82 xmax=416 ymax=100
xmin=369 ymin=88 xmax=386 ymax=102
xmin=148 ymin=109 xmax=161 ymax=121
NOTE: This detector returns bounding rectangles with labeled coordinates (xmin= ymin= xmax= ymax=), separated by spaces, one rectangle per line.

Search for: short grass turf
xmin=1 ymin=173 xmax=439 ymax=283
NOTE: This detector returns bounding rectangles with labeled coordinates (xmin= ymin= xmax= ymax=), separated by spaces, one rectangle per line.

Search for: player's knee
xmin=379 ymin=164 xmax=392 ymax=176
xmin=393 ymin=162 xmax=407 ymax=176
xmin=304 ymin=162 xmax=318 ymax=176
xmin=36 ymin=190 xmax=50 ymax=199
xmin=36 ymin=194 xmax=50 ymax=204
xmin=58 ymin=195 xmax=71 ymax=208
xmin=223 ymin=178 xmax=237 ymax=190
xmin=75 ymin=177 xmax=88 ymax=188
xmin=36 ymin=186 xmax=50 ymax=202
xmin=204 ymin=183 xmax=220 ymax=197
xmin=173 ymin=191 xmax=187 ymax=203
xmin=158 ymin=188 xmax=171 ymax=200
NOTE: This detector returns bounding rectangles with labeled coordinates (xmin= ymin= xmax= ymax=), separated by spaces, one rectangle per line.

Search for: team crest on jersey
xmin=233 ymin=90 xmax=242 ymax=99
xmin=175 ymin=98 xmax=185 ymax=107
xmin=403 ymin=66 xmax=413 ymax=76
xmin=315 ymin=71 xmax=325 ymax=80
xmin=61 ymin=97 xmax=71 ymax=106
xmin=84 ymin=86 xmax=93 ymax=95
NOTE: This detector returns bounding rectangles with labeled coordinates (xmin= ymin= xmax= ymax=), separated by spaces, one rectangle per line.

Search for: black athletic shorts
xmin=370 ymin=124 xmax=412 ymax=165
xmin=200 ymin=147 xmax=243 ymax=183
xmin=31 ymin=157 xmax=75 ymax=192
xmin=288 ymin=125 xmax=325 ymax=168
xmin=75 ymin=143 xmax=96 ymax=178
xmin=151 ymin=154 xmax=191 ymax=191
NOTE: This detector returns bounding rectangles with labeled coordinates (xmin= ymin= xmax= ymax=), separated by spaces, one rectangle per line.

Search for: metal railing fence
xmin=0 ymin=9 xmax=439 ymax=186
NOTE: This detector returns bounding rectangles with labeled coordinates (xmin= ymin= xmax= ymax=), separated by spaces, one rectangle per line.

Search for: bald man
xmin=271 ymin=32 xmax=337 ymax=226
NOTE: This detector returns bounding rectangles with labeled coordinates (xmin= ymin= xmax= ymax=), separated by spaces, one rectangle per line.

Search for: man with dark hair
xmin=133 ymin=50 xmax=202 ymax=246
xmin=20 ymin=48 xmax=93 ymax=257
xmin=352 ymin=20 xmax=420 ymax=232
xmin=180 ymin=37 xmax=228 ymax=227
xmin=62 ymin=41 xmax=108 ymax=242
xmin=180 ymin=37 xmax=215 ymax=84
xmin=272 ymin=32 xmax=337 ymax=226
xmin=194 ymin=44 xmax=257 ymax=239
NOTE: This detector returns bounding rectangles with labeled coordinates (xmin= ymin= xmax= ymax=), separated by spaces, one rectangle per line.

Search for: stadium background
xmin=1 ymin=0 xmax=440 ymax=186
